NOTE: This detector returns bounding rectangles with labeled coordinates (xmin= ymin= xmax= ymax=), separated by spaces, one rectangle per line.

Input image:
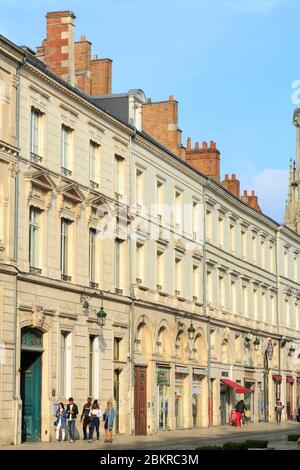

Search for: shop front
xmin=272 ymin=374 xmax=282 ymax=421
xmin=297 ymin=377 xmax=300 ymax=407
xmin=157 ymin=365 xmax=170 ymax=431
xmin=175 ymin=365 xmax=189 ymax=429
xmin=286 ymin=376 xmax=294 ymax=420
xmin=220 ymin=378 xmax=249 ymax=425
xmin=192 ymin=368 xmax=206 ymax=427
xmin=244 ymin=374 xmax=255 ymax=422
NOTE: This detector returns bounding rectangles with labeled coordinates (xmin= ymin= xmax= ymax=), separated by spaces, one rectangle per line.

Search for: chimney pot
xmin=187 ymin=137 xmax=191 ymax=150
xmin=169 ymin=95 xmax=174 ymax=101
xmin=225 ymin=174 xmax=229 ymax=180
xmin=244 ymin=190 xmax=248 ymax=196
xmin=93 ymin=54 xmax=98 ymax=60
xmin=202 ymin=141 xmax=208 ymax=149
xmin=251 ymin=190 xmax=255 ymax=197
xmin=80 ymin=35 xmax=86 ymax=42
xmin=195 ymin=142 xmax=200 ymax=150
xmin=232 ymin=174 xmax=236 ymax=180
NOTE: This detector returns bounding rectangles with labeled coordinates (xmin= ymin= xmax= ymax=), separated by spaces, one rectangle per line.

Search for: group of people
xmin=55 ymin=397 xmax=116 ymax=443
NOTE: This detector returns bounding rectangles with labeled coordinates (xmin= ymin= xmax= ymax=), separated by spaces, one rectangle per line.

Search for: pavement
xmin=1 ymin=421 xmax=300 ymax=450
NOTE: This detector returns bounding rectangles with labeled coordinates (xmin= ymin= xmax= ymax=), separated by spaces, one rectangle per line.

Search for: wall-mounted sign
xmin=266 ymin=340 xmax=274 ymax=360
xmin=157 ymin=368 xmax=170 ymax=385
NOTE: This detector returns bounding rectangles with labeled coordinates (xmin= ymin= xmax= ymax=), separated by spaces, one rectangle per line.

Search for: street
xmin=1 ymin=421 xmax=300 ymax=451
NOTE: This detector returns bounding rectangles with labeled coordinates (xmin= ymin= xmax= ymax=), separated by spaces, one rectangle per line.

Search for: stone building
xmin=0 ymin=10 xmax=300 ymax=445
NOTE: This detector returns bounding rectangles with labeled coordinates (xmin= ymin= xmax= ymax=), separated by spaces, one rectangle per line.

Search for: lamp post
xmin=80 ymin=290 xmax=107 ymax=327
xmin=253 ymin=337 xmax=260 ymax=352
xmin=188 ymin=321 xmax=195 ymax=341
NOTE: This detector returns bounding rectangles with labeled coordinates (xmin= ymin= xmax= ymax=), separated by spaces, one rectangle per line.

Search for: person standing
xmin=275 ymin=399 xmax=284 ymax=424
xmin=66 ymin=397 xmax=79 ymax=442
xmin=55 ymin=402 xmax=67 ymax=442
xmin=103 ymin=400 xmax=116 ymax=443
xmin=88 ymin=400 xmax=102 ymax=442
xmin=80 ymin=397 xmax=92 ymax=441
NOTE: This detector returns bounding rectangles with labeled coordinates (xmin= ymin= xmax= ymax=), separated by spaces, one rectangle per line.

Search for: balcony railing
xmin=90 ymin=281 xmax=99 ymax=289
xmin=115 ymin=192 xmax=123 ymax=202
xmin=30 ymin=152 xmax=43 ymax=164
xmin=156 ymin=284 xmax=162 ymax=291
xmin=90 ymin=180 xmax=99 ymax=190
xmin=61 ymin=167 xmax=72 ymax=178
xmin=30 ymin=266 xmax=42 ymax=275
xmin=61 ymin=274 xmax=72 ymax=282
xmin=175 ymin=289 xmax=181 ymax=297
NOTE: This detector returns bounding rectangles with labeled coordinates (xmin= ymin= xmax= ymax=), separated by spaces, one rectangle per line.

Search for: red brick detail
xmin=222 ymin=173 xmax=240 ymax=198
xmin=38 ymin=11 xmax=76 ymax=84
xmin=75 ymin=37 xmax=91 ymax=94
xmin=141 ymin=96 xmax=185 ymax=158
xmin=241 ymin=190 xmax=262 ymax=212
xmin=185 ymin=138 xmax=220 ymax=180
xmin=90 ymin=58 xmax=112 ymax=95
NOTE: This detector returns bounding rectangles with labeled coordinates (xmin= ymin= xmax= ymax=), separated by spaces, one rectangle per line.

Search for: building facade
xmin=0 ymin=11 xmax=300 ymax=445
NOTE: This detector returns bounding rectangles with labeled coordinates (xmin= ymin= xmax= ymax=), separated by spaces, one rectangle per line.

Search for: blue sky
xmin=0 ymin=0 xmax=298 ymax=222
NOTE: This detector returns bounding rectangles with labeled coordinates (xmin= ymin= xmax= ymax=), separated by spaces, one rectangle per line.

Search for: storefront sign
xmin=157 ymin=368 xmax=170 ymax=385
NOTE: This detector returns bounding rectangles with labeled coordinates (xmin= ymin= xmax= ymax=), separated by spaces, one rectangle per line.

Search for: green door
xmin=21 ymin=351 xmax=42 ymax=441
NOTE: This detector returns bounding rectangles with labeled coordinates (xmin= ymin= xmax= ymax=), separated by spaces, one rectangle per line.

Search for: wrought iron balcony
xmin=30 ymin=266 xmax=42 ymax=275
xmin=61 ymin=167 xmax=72 ymax=178
xmin=90 ymin=180 xmax=99 ymax=190
xmin=30 ymin=152 xmax=43 ymax=164
xmin=90 ymin=281 xmax=99 ymax=289
xmin=61 ymin=274 xmax=72 ymax=282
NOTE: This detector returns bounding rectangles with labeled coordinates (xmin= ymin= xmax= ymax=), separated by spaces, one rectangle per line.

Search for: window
xmin=175 ymin=257 xmax=182 ymax=296
xmin=175 ymin=190 xmax=183 ymax=233
xmin=156 ymin=250 xmax=164 ymax=290
xmin=192 ymin=264 xmax=200 ymax=301
xmin=219 ymin=275 xmax=225 ymax=308
xmin=242 ymin=285 xmax=248 ymax=317
xmin=253 ymin=287 xmax=259 ymax=320
xmin=241 ymin=230 xmax=247 ymax=258
xmin=136 ymin=168 xmax=144 ymax=208
xmin=230 ymin=223 xmax=235 ymax=253
xmin=270 ymin=294 xmax=276 ymax=325
xmin=192 ymin=200 xmax=199 ymax=240
xmin=252 ymin=234 xmax=257 ymax=263
xmin=115 ymin=154 xmax=124 ymax=199
xmin=114 ymin=337 xmax=122 ymax=361
xmin=206 ymin=209 xmax=212 ymax=241
xmin=269 ymin=243 xmax=274 ymax=272
xmin=262 ymin=292 xmax=267 ymax=322
xmin=207 ymin=271 xmax=213 ymax=304
xmin=284 ymin=248 xmax=289 ymax=277
xmin=29 ymin=206 xmax=42 ymax=272
xmin=218 ymin=217 xmax=224 ymax=247
xmin=30 ymin=107 xmax=43 ymax=161
xmin=61 ymin=218 xmax=72 ymax=281
xmin=231 ymin=279 xmax=237 ymax=314
xmin=89 ymin=228 xmax=96 ymax=285
xmin=61 ymin=125 xmax=73 ymax=176
xmin=156 ymin=180 xmax=164 ymax=215
xmin=89 ymin=141 xmax=100 ymax=188
xmin=115 ymin=239 xmax=124 ymax=291
xmin=261 ymin=238 xmax=265 ymax=269
xmin=285 ymin=298 xmax=290 ymax=326
xmin=136 ymin=242 xmax=144 ymax=284
xmin=294 ymin=254 xmax=298 ymax=282
xmin=60 ymin=331 xmax=72 ymax=398
xmin=89 ymin=335 xmax=99 ymax=399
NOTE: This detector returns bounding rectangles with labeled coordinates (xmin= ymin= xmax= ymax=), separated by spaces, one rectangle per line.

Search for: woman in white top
xmin=88 ymin=400 xmax=102 ymax=442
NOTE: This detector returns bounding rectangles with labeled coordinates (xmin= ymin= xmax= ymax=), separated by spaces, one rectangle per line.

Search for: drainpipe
xmin=275 ymin=227 xmax=282 ymax=402
xmin=203 ymin=179 xmax=211 ymax=425
xmin=128 ymin=127 xmax=137 ymax=434
xmin=13 ymin=54 xmax=27 ymax=445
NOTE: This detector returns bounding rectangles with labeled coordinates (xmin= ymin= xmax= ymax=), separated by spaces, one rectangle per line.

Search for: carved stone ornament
xmin=29 ymin=306 xmax=45 ymax=329
xmin=0 ymin=243 xmax=5 ymax=262
xmin=8 ymin=162 xmax=19 ymax=178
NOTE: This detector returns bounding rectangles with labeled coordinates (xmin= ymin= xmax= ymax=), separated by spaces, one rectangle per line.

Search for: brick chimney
xmin=185 ymin=138 xmax=220 ymax=181
xmin=248 ymin=190 xmax=262 ymax=212
xmin=37 ymin=11 xmax=113 ymax=96
xmin=42 ymin=11 xmax=76 ymax=85
xmin=90 ymin=55 xmax=112 ymax=95
xmin=222 ymin=173 xmax=240 ymax=198
xmin=75 ymin=35 xmax=91 ymax=94
xmin=141 ymin=95 xmax=185 ymax=158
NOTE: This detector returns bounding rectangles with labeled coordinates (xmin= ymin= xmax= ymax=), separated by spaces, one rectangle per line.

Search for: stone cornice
xmin=0 ymin=140 xmax=19 ymax=158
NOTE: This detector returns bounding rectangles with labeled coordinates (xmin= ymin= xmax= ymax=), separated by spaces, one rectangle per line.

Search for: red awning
xmin=297 ymin=378 xmax=300 ymax=384
xmin=272 ymin=374 xmax=282 ymax=383
xmin=221 ymin=379 xmax=250 ymax=394
xmin=286 ymin=376 xmax=294 ymax=384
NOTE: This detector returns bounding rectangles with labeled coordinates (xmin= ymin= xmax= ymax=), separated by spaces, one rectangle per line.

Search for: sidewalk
xmin=1 ymin=421 xmax=300 ymax=450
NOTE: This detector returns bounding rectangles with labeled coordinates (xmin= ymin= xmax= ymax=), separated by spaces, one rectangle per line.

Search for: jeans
xmin=89 ymin=418 xmax=100 ymax=440
xmin=83 ymin=418 xmax=90 ymax=440
xmin=68 ymin=420 xmax=75 ymax=440
xmin=276 ymin=410 xmax=282 ymax=423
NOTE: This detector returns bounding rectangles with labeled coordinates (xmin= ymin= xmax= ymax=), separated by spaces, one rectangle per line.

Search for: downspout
xmin=13 ymin=54 xmax=27 ymax=444
xmin=128 ymin=127 xmax=137 ymax=434
xmin=203 ymin=179 xmax=211 ymax=425
xmin=275 ymin=227 xmax=282 ymax=401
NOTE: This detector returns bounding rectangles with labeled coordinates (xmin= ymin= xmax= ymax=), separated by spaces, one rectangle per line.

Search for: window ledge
xmin=158 ymin=290 xmax=168 ymax=297
xmin=138 ymin=284 xmax=149 ymax=291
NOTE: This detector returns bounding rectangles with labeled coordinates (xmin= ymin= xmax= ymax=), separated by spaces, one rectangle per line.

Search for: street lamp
xmin=188 ymin=321 xmax=195 ymax=341
xmin=253 ymin=337 xmax=260 ymax=351
xmin=97 ymin=306 xmax=107 ymax=327
xmin=289 ymin=342 xmax=296 ymax=357
xmin=80 ymin=291 xmax=107 ymax=327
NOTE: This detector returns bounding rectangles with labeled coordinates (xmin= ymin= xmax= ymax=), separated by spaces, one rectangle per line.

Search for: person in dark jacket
xmin=235 ymin=400 xmax=247 ymax=427
xmin=66 ymin=397 xmax=79 ymax=442
xmin=80 ymin=397 xmax=92 ymax=441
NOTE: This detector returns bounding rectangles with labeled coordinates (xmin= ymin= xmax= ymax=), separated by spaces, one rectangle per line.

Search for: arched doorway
xmin=21 ymin=328 xmax=43 ymax=442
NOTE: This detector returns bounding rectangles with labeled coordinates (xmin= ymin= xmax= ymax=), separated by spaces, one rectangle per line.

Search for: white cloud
xmin=241 ymin=168 xmax=288 ymax=222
